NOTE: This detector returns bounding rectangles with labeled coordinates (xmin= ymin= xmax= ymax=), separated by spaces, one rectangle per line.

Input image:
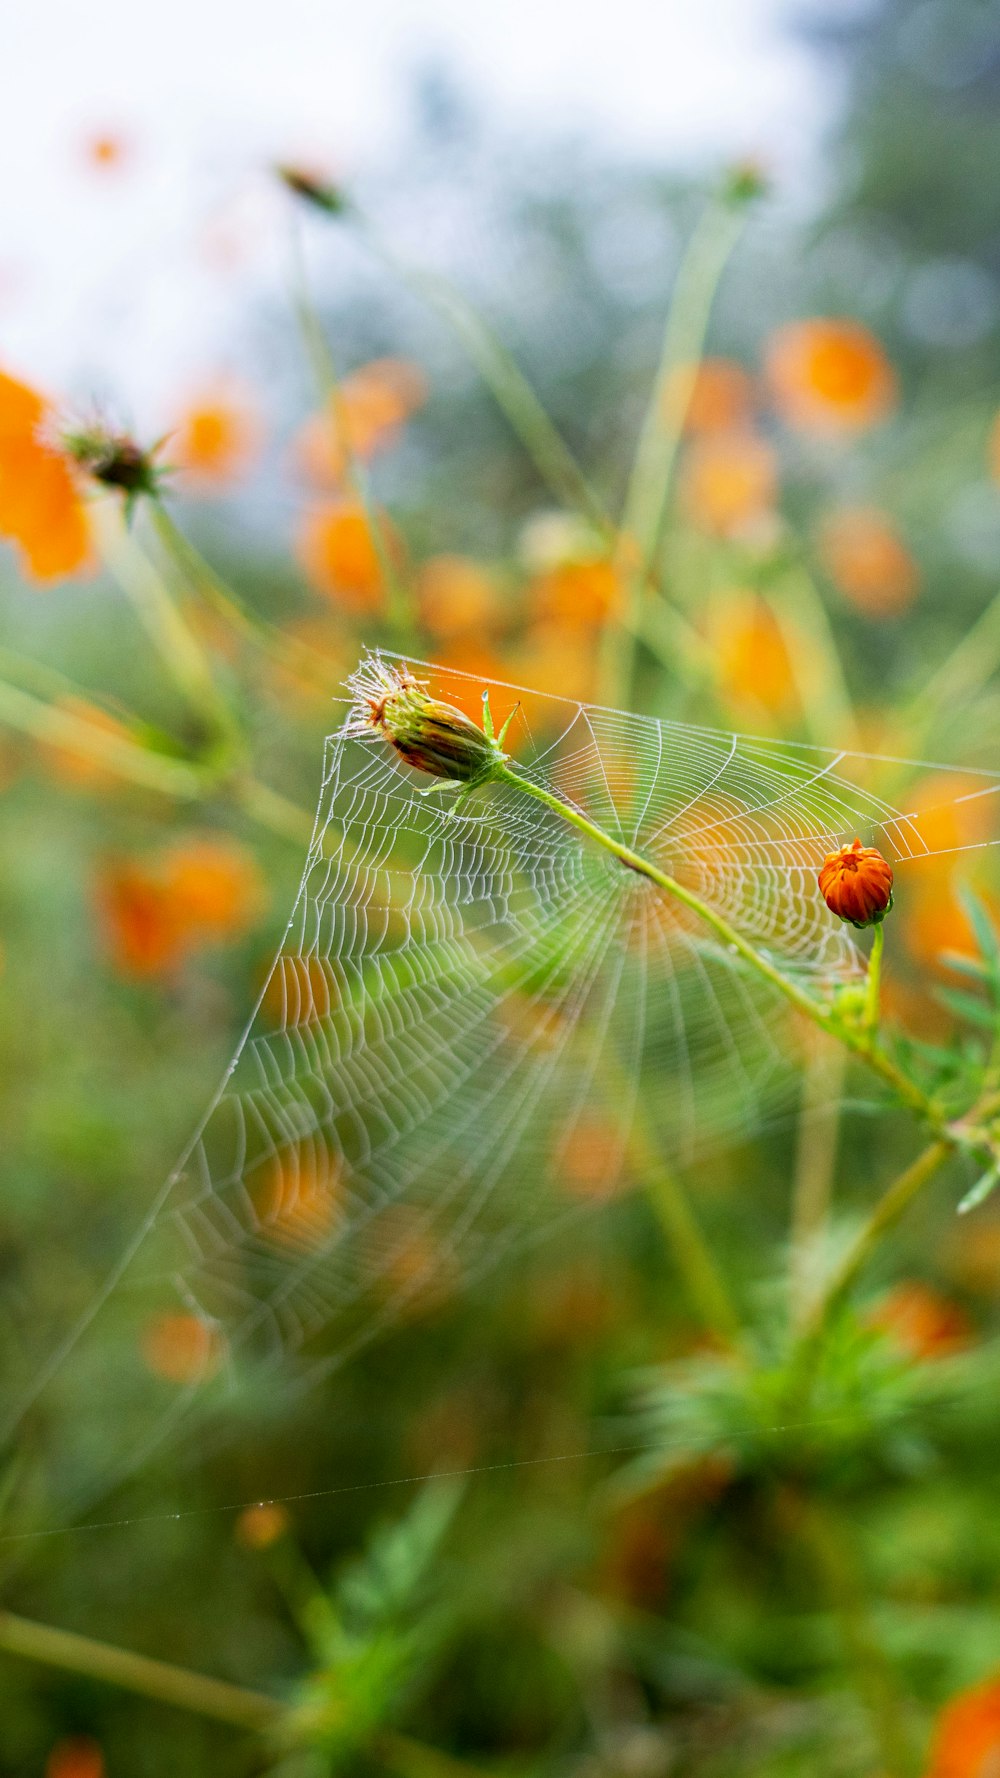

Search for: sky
xmin=0 ymin=0 xmax=833 ymax=413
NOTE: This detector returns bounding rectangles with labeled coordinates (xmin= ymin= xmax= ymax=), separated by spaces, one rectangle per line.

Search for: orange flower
xmin=514 ymin=621 xmax=597 ymax=703
xmin=96 ymin=859 xmax=187 ymax=978
xmin=818 ymin=837 xmax=894 ymax=928
xmin=416 ymin=554 xmax=497 ymax=637
xmin=867 ymin=1281 xmax=972 ymax=1361
xmin=170 ymin=383 xmax=263 ymax=488
xmin=0 ymin=369 xmax=93 ymax=581
xmin=555 ymin=1115 xmax=628 ymax=1203
xmin=292 ymin=358 xmax=426 ymax=486
xmin=46 ymin=1738 xmax=105 ymax=1778
xmin=926 ymin=1673 xmax=1000 ymax=1777
xmin=235 ymin=1501 xmax=291 ymax=1548
xmin=141 ymin=1312 xmax=220 ymax=1384
xmin=295 ymin=500 xmax=395 ymax=611
xmin=680 ymin=431 xmax=778 ymax=538
xmin=819 ymin=506 xmax=919 ymax=617
xmin=166 ymin=836 xmax=264 ymax=940
xmin=666 ymin=357 xmax=756 ymax=434
xmin=713 ymin=595 xmax=797 ymax=720
xmin=531 ymin=556 xmax=621 ymax=627
xmin=254 ymin=1144 xmax=342 ymax=1251
xmin=766 ymin=318 xmax=897 ymax=433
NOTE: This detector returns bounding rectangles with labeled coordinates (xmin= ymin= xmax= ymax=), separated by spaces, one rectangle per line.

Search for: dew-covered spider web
xmin=5 ymin=655 xmax=1000 ymax=1535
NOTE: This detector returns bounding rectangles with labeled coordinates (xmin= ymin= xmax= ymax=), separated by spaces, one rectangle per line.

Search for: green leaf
xmin=958 ymin=1166 xmax=1000 ymax=1215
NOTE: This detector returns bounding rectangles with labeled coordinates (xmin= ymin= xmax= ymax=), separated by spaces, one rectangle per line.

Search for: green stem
xmin=636 ymin=1133 xmax=744 ymax=1347
xmin=96 ymin=505 xmax=234 ymax=741
xmin=288 ymin=223 xmax=416 ymax=650
xmin=0 ymin=1609 xmax=280 ymax=1731
xmin=603 ymin=192 xmax=750 ymax=708
xmin=490 ymin=761 xmax=969 ymax=1147
xmin=789 ymin=1031 xmax=846 ymax=1327
xmin=864 ymin=925 xmax=885 ymax=1034
xmin=0 ymin=676 xmax=204 ymax=801
xmin=780 ymin=1492 xmax=913 ymax=1775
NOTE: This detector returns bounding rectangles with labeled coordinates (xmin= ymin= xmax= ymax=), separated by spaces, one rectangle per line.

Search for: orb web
xmin=5 ymin=656 xmax=1000 ymax=1525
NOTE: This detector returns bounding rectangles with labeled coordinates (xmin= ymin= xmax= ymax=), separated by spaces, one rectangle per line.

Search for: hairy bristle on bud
xmin=343 ymin=655 xmax=503 ymax=783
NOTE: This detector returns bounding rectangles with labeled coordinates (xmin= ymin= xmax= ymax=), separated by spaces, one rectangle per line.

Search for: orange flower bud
xmin=818 ymin=836 xmax=894 ymax=929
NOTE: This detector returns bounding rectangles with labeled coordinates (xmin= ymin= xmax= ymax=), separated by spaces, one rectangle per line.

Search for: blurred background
xmin=4 ymin=1 xmax=1000 ymax=1774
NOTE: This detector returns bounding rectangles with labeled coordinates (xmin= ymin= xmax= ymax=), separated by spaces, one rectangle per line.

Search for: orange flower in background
xmin=417 ymin=554 xmax=498 ymax=637
xmin=667 ymin=356 xmax=756 ymax=434
xmin=254 ymin=1144 xmax=342 ymax=1251
xmin=235 ymin=1502 xmax=290 ymax=1549
xmin=170 ymin=383 xmax=263 ymax=488
xmin=713 ymin=595 xmax=796 ymax=720
xmin=818 ymin=837 xmax=894 ymax=928
xmin=680 ymin=431 xmax=778 ymax=538
xmin=766 ymin=318 xmax=897 ymax=433
xmin=97 ymin=836 xmax=265 ymax=979
xmin=555 ymin=1114 xmax=628 ymax=1202
xmin=514 ymin=621 xmax=597 ymax=704
xmin=292 ymin=358 xmax=427 ymax=486
xmin=0 ymin=369 xmax=93 ymax=581
xmin=96 ymin=859 xmax=186 ymax=978
xmin=925 ymin=1673 xmax=1000 ymax=1777
xmin=141 ymin=1312 xmax=220 ymax=1384
xmin=167 ymin=836 xmax=265 ymax=940
xmin=819 ymin=506 xmax=920 ymax=617
xmin=46 ymin=1738 xmax=105 ymax=1778
xmin=81 ymin=131 xmax=130 ymax=172
xmin=531 ymin=555 xmax=621 ymax=628
xmin=867 ymin=1281 xmax=972 ymax=1361
xmin=295 ymin=500 xmax=395 ymax=611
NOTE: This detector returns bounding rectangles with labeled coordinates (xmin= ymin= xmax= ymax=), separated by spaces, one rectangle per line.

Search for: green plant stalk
xmin=0 ymin=1609 xmax=486 ymax=1777
xmin=604 ymin=193 xmax=749 ymax=707
xmin=149 ymin=503 xmax=334 ymax=684
xmin=288 ymin=223 xmax=416 ymax=650
xmin=789 ymin=1031 xmax=846 ymax=1327
xmin=763 ymin=565 xmax=859 ymax=752
xmin=0 ymin=675 xmax=204 ymax=801
xmin=96 ymin=504 xmax=235 ymax=743
xmin=864 ymin=924 xmax=885 ymax=1033
xmin=492 ymin=760 xmax=945 ymax=1134
xmin=780 ymin=1492 xmax=913 ymax=1776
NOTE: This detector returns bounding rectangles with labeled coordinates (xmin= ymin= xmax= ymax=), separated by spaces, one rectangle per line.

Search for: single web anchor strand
xmin=4 ymin=658 xmax=1000 ymax=1504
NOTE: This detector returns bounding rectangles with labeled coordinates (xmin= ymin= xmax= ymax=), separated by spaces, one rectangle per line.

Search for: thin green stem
xmin=288 ymin=223 xmax=416 ymax=649
xmin=762 ymin=565 xmax=859 ymax=752
xmin=789 ymin=1031 xmax=846 ymax=1327
xmin=490 ymin=762 xmax=964 ymax=1145
xmin=865 ymin=925 xmax=885 ymax=1034
xmin=0 ymin=1609 xmax=281 ymax=1731
xmin=0 ymin=676 xmax=205 ymax=801
xmin=96 ymin=504 xmax=234 ymax=742
xmin=603 ymin=192 xmax=750 ymax=707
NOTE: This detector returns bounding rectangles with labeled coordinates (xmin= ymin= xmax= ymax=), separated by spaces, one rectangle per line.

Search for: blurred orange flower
xmin=680 ymin=431 xmax=778 ymax=538
xmin=417 ymin=554 xmax=498 ymax=637
xmin=96 ymin=860 xmax=186 ymax=979
xmin=766 ymin=318 xmax=897 ymax=433
xmin=0 ymin=369 xmax=93 ymax=581
xmin=82 ymin=131 xmax=130 ymax=172
xmin=555 ymin=1114 xmax=628 ymax=1202
xmin=255 ymin=1144 xmax=342 ymax=1251
xmin=713 ymin=594 xmax=797 ymax=720
xmin=46 ymin=1738 xmax=105 ymax=1778
xmin=867 ymin=1281 xmax=972 ymax=1362
xmin=819 ymin=507 xmax=920 ymax=617
xmin=235 ymin=1501 xmax=290 ymax=1549
xmin=167 ymin=836 xmax=265 ymax=941
xmin=97 ymin=837 xmax=264 ymax=979
xmin=925 ymin=1673 xmax=1000 ymax=1777
xmin=295 ymin=501 xmax=396 ymax=611
xmin=514 ymin=622 xmax=597 ymax=703
xmin=531 ymin=556 xmax=621 ymax=628
xmin=170 ymin=383 xmax=263 ymax=488
xmin=667 ymin=357 xmax=756 ymax=435
xmin=292 ymin=358 xmax=426 ymax=486
xmin=141 ymin=1311 xmax=220 ymax=1384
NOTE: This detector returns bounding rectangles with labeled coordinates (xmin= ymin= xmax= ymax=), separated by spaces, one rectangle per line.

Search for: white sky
xmin=0 ymin=0 xmax=831 ymax=414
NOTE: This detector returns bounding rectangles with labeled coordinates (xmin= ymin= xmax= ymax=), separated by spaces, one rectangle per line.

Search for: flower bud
xmin=344 ymin=655 xmax=503 ymax=783
xmin=61 ymin=423 xmax=164 ymax=509
xmin=275 ymin=164 xmax=347 ymax=216
xmin=818 ymin=836 xmax=894 ymax=929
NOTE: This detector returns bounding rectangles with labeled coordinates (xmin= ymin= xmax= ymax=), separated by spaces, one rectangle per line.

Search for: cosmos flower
xmin=766 ymin=318 xmax=897 ymax=434
xmin=818 ymin=837 xmax=894 ymax=929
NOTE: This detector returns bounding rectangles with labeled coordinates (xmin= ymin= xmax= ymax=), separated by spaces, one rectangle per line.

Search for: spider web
xmin=6 ymin=656 xmax=1000 ymax=1528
